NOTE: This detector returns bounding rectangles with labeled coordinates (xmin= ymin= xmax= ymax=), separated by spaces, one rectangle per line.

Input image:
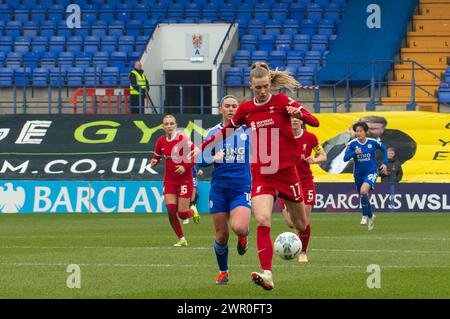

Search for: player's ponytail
xmin=250 ymin=62 xmax=300 ymax=92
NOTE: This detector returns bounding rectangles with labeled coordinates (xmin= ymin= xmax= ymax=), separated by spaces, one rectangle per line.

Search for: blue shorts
xmin=355 ymin=173 xmax=378 ymax=191
xmin=209 ymin=186 xmax=251 ymax=214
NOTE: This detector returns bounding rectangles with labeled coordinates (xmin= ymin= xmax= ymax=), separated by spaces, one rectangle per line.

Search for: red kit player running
xmin=280 ymin=117 xmax=327 ymax=263
xmin=151 ymin=115 xmax=200 ymax=247
xmin=189 ymin=62 xmax=320 ymax=290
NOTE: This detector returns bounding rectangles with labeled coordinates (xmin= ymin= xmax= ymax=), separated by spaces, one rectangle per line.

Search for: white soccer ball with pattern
xmin=274 ymin=232 xmax=302 ymax=260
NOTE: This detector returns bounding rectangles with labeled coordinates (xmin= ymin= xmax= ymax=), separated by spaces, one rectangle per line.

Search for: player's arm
xmin=197 ymin=128 xmax=219 ymax=167
xmin=343 ymin=144 xmax=356 ymax=162
xmin=151 ymin=138 xmax=162 ymax=167
xmin=285 ymin=96 xmax=320 ymax=127
xmin=306 ymin=143 xmax=327 ymax=164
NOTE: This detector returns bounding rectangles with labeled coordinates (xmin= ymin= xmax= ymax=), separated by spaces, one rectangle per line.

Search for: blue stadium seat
xmin=225 ymin=66 xmax=243 ymax=86
xmin=84 ymin=36 xmax=100 ymax=54
xmin=82 ymin=4 xmax=98 ymax=23
xmin=40 ymin=52 xmax=57 ymax=69
xmin=23 ymin=21 xmax=38 ymax=37
xmin=0 ymin=52 xmax=5 ymax=67
xmin=240 ymin=34 xmax=257 ymax=51
xmin=444 ymin=67 xmax=450 ymax=83
xmin=49 ymin=36 xmax=65 ymax=54
xmin=287 ymin=50 xmax=305 ymax=67
xmin=243 ymin=66 xmax=251 ymax=83
xmin=269 ymin=50 xmax=286 ymax=69
xmin=127 ymin=51 xmax=141 ymax=67
xmin=236 ymin=3 xmax=252 ymax=21
xmin=219 ymin=3 xmax=236 ymax=23
xmin=272 ymin=3 xmax=289 ymax=20
xmin=57 ymin=21 xmax=73 ymax=38
xmin=143 ymin=19 xmax=158 ymax=35
xmin=6 ymin=52 xmax=23 ymax=69
xmin=5 ymin=21 xmax=22 ymax=38
xmin=40 ymin=21 xmax=56 ymax=37
xmin=102 ymin=67 xmax=119 ymax=86
xmin=275 ymin=44 xmax=291 ymax=52
xmin=202 ymin=2 xmax=218 ymax=21
xmin=0 ymin=4 xmax=12 ymax=22
xmin=58 ymin=52 xmax=74 ymax=70
xmin=72 ymin=21 xmax=90 ymax=37
xmin=0 ymin=36 xmax=13 ymax=54
xmin=109 ymin=20 xmax=125 ymax=37
xmin=91 ymin=21 xmax=108 ymax=37
xmin=14 ymin=36 xmax=31 ymax=53
xmin=168 ymin=3 xmax=184 ymax=19
xmin=66 ymin=36 xmax=83 ymax=52
xmin=47 ymin=5 xmax=64 ymax=22
xmin=133 ymin=3 xmax=150 ymax=21
xmin=304 ymin=50 xmax=322 ymax=67
xmin=285 ymin=65 xmax=298 ymax=78
xmin=14 ymin=67 xmax=31 ymax=86
xmin=247 ymin=19 xmax=265 ymax=36
xmin=117 ymin=3 xmax=132 ymax=21
xmin=300 ymin=19 xmax=316 ymax=36
xmin=265 ymin=19 xmax=282 ymax=36
xmin=150 ymin=3 xmax=167 ymax=20
xmin=258 ymin=34 xmax=276 ymax=51
xmin=234 ymin=50 xmax=251 ymax=67
xmin=251 ymin=50 xmax=269 ymax=64
xmin=290 ymin=3 xmax=306 ymax=21
xmin=23 ymin=51 xmax=40 ymax=69
xmin=306 ymin=3 xmax=323 ymax=22
xmin=31 ymin=5 xmax=47 ymax=23
xmin=275 ymin=34 xmax=293 ymax=48
xmin=110 ymin=51 xmax=128 ymax=68
xmin=14 ymin=5 xmax=29 ymax=23
xmin=135 ymin=35 xmax=149 ymax=52
xmin=119 ymin=65 xmax=131 ymax=86
xmin=93 ymin=51 xmax=109 ymax=68
xmin=32 ymin=67 xmax=49 ymax=87
xmin=40 ymin=0 xmax=55 ymax=8
xmin=118 ymin=36 xmax=135 ymax=53
xmin=0 ymin=67 xmax=14 ymax=87
xmin=324 ymin=3 xmax=341 ymax=21
xmin=101 ymin=35 xmax=117 ymax=54
xmin=438 ymin=84 xmax=450 ymax=103
xmin=99 ymin=4 xmax=116 ymax=21
xmin=318 ymin=19 xmax=335 ymax=36
xmin=84 ymin=67 xmax=102 ymax=86
xmin=311 ymin=34 xmax=328 ymax=53
xmin=297 ymin=66 xmax=314 ymax=85
xmin=67 ymin=67 xmax=84 ymax=87
xmin=75 ymin=52 xmax=92 ymax=68
xmin=329 ymin=34 xmax=338 ymax=46
xmin=126 ymin=20 xmax=142 ymax=37
xmin=293 ymin=34 xmax=311 ymax=51
xmin=185 ymin=3 xmax=201 ymax=19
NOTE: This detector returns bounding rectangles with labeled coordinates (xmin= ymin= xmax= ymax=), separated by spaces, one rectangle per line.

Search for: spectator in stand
xmin=380 ymin=147 xmax=403 ymax=183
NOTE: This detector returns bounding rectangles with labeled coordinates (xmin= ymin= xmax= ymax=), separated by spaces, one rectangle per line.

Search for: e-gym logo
xmin=367 ymin=4 xmax=381 ymax=29
xmin=0 ymin=182 xmax=25 ymax=213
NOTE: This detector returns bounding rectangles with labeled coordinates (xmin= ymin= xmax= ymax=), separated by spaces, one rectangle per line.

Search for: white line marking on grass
xmin=0 ymin=262 xmax=449 ymax=269
xmin=1 ymin=245 xmax=450 ymax=254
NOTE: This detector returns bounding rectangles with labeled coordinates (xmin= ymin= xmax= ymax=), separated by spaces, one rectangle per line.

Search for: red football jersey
xmin=230 ymin=93 xmax=319 ymax=173
xmin=153 ymin=132 xmax=195 ymax=182
xmin=294 ymin=129 xmax=320 ymax=181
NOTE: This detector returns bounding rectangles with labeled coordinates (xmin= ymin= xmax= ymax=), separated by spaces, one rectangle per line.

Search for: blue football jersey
xmin=198 ymin=123 xmax=251 ymax=190
xmin=344 ymin=138 xmax=388 ymax=176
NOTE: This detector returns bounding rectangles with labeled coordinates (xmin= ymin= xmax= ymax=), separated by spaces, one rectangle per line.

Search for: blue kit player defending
xmin=198 ymin=95 xmax=252 ymax=285
xmin=344 ymin=122 xmax=388 ymax=231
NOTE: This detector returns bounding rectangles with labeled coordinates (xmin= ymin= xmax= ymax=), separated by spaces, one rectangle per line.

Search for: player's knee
xmin=232 ymin=225 xmax=248 ymax=237
xmin=166 ymin=203 xmax=177 ymax=214
xmin=255 ymin=215 xmax=271 ymax=227
xmin=178 ymin=210 xmax=191 ymax=219
xmin=215 ymin=232 xmax=229 ymax=244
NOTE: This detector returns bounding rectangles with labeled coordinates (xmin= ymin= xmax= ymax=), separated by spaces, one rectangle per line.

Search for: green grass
xmin=0 ymin=213 xmax=449 ymax=299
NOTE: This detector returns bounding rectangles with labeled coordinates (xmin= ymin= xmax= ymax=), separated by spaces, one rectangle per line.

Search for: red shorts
xmin=163 ymin=179 xmax=193 ymax=198
xmin=251 ymin=165 xmax=303 ymax=203
xmin=280 ymin=179 xmax=316 ymax=209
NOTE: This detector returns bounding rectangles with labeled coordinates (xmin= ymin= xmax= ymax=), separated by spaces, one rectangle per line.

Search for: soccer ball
xmin=274 ymin=232 xmax=302 ymax=260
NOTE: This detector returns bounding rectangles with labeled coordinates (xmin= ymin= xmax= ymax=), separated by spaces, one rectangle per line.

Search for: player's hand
xmin=379 ymin=164 xmax=387 ymax=175
xmin=187 ymin=147 xmax=201 ymax=161
xmin=305 ymin=156 xmax=315 ymax=164
xmin=287 ymin=106 xmax=302 ymax=116
xmin=150 ymin=159 xmax=158 ymax=167
xmin=174 ymin=165 xmax=185 ymax=175
xmin=213 ymin=150 xmax=225 ymax=163
xmin=355 ymin=147 xmax=361 ymax=154
xmin=197 ymin=169 xmax=204 ymax=176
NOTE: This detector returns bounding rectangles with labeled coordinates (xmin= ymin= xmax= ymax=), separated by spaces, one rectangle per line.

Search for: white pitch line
xmin=1 ymin=245 xmax=450 ymax=254
xmin=0 ymin=262 xmax=449 ymax=269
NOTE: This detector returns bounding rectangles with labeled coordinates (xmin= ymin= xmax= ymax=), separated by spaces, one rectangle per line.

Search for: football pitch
xmin=0 ymin=212 xmax=449 ymax=299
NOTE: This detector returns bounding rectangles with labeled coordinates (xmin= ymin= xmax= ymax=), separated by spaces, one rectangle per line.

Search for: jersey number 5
xmin=180 ymin=185 xmax=188 ymax=195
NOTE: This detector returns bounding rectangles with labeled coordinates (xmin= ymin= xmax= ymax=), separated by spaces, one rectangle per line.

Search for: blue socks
xmin=214 ymin=241 xmax=229 ymax=272
xmin=360 ymin=194 xmax=373 ymax=218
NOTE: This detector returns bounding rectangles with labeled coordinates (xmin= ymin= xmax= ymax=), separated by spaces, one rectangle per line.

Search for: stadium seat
xmin=14 ymin=5 xmax=29 ymax=23
xmin=135 ymin=36 xmax=149 ymax=52
xmin=110 ymin=52 xmax=128 ymax=68
xmin=269 ymin=50 xmax=287 ymax=69
xmin=306 ymin=3 xmax=323 ymax=22
xmin=272 ymin=3 xmax=289 ymax=20
xmin=325 ymin=3 xmax=341 ymax=21
xmin=49 ymin=36 xmax=65 ymax=54
xmin=185 ymin=3 xmax=202 ymax=19
xmin=311 ymin=34 xmax=329 ymax=53
xmin=258 ymin=34 xmax=276 ymax=51
xmin=6 ymin=52 xmax=23 ymax=69
xmin=247 ymin=19 xmax=265 ymax=37
xmin=5 ymin=21 xmax=22 ymax=38
xmin=118 ymin=36 xmax=135 ymax=53
xmin=304 ymin=50 xmax=322 ymax=67
xmin=287 ymin=50 xmax=305 ymax=67
xmin=236 ymin=3 xmax=252 ymax=21
xmin=84 ymin=67 xmax=102 ymax=86
xmin=285 ymin=65 xmax=298 ymax=78
xmin=329 ymin=34 xmax=338 ymax=46
xmin=82 ymin=4 xmax=98 ymax=23
xmin=117 ymin=3 xmax=132 ymax=21
xmin=0 ymin=52 xmax=5 ymax=67
xmin=143 ymin=20 xmax=158 ymax=35
xmin=276 ymin=34 xmax=293 ymax=48
xmin=265 ymin=19 xmax=283 ymax=36
xmin=293 ymin=34 xmax=311 ymax=51
xmin=318 ymin=19 xmax=335 ymax=36
xmin=251 ymin=50 xmax=269 ymax=64
xmin=101 ymin=36 xmax=117 ymax=54
xmin=75 ymin=52 xmax=92 ymax=68
xmin=57 ymin=21 xmax=74 ymax=38
xmin=219 ymin=3 xmax=236 ymax=23
xmin=84 ymin=36 xmax=101 ymax=54
xmin=301 ymin=19 xmax=317 ymax=36
xmin=23 ymin=21 xmax=38 ymax=37
xmin=133 ymin=3 xmax=150 ymax=21
xmin=99 ymin=4 xmax=115 ymax=21
xmin=0 ymin=4 xmax=12 ymax=22
xmin=254 ymin=3 xmax=271 ymax=21
xmin=73 ymin=21 xmax=90 ymax=37
xmin=66 ymin=36 xmax=83 ymax=52
xmin=289 ymin=3 xmax=306 ymax=21
xmin=66 ymin=67 xmax=84 ymax=87
xmin=91 ymin=21 xmax=108 ymax=37
xmin=23 ymin=51 xmax=40 ymax=69
xmin=240 ymin=34 xmax=257 ymax=51
xmin=243 ymin=66 xmax=251 ymax=83
xmin=150 ymin=3 xmax=167 ymax=20
xmin=202 ymin=3 xmax=218 ymax=21
xmin=0 ymin=67 xmax=14 ymax=87
xmin=109 ymin=21 xmax=125 ymax=37
xmin=14 ymin=67 xmax=31 ymax=87
xmin=297 ymin=65 xmax=315 ymax=85
xmin=225 ymin=66 xmax=243 ymax=86
xmin=234 ymin=50 xmax=251 ymax=66
xmin=438 ymin=85 xmax=450 ymax=103
xmin=47 ymin=5 xmax=64 ymax=22
xmin=126 ymin=20 xmax=142 ymax=37
xmin=40 ymin=52 xmax=58 ymax=69
xmin=127 ymin=51 xmax=141 ymax=67
xmin=58 ymin=52 xmax=74 ymax=70
xmin=31 ymin=5 xmax=46 ymax=23
xmin=93 ymin=51 xmax=109 ymax=68
xmin=102 ymin=67 xmax=119 ymax=86
xmin=14 ymin=36 xmax=30 ymax=53
xmin=119 ymin=66 xmax=131 ymax=86
xmin=32 ymin=67 xmax=49 ymax=87
xmin=40 ymin=21 xmax=56 ymax=37
xmin=168 ymin=3 xmax=184 ymax=20
xmin=0 ymin=36 xmax=13 ymax=54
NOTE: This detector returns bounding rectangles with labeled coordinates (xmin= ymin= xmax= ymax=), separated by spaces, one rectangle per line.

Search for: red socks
xmin=178 ymin=209 xmax=194 ymax=220
xmin=166 ymin=204 xmax=183 ymax=239
xmin=256 ymin=226 xmax=273 ymax=271
xmin=299 ymin=224 xmax=311 ymax=252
